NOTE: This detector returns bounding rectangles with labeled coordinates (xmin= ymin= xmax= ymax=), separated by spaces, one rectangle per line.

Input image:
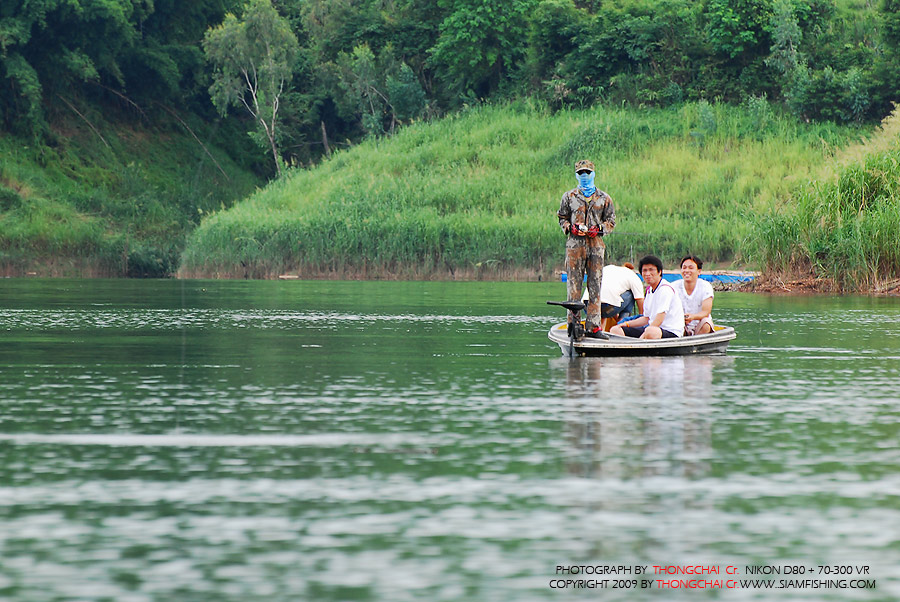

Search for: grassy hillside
xmin=0 ymin=106 xmax=264 ymax=277
xmin=180 ymin=100 xmax=865 ymax=280
xmin=755 ymin=108 xmax=900 ymax=291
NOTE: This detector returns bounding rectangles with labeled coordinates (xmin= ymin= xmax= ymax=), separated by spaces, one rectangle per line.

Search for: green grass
xmin=0 ymin=107 xmax=263 ymax=277
xmin=180 ymin=99 xmax=866 ymax=279
xmin=753 ymin=108 xmax=900 ymax=291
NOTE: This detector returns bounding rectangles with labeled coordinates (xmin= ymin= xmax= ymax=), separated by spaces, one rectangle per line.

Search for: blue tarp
xmin=560 ymin=272 xmax=754 ymax=283
xmin=699 ymin=273 xmax=755 ymax=283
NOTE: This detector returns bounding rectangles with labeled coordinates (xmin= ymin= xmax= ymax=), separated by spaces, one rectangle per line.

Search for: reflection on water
xmin=0 ymin=279 xmax=898 ymax=601
xmin=561 ymin=356 xmax=728 ymax=481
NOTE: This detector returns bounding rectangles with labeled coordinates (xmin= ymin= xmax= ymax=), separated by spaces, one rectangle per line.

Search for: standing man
xmin=610 ymin=255 xmax=684 ymax=340
xmin=557 ymin=159 xmax=616 ymax=339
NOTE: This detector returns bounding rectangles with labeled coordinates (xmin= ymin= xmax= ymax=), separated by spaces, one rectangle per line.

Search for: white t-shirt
xmin=643 ymin=280 xmax=684 ymax=337
xmin=599 ymin=265 xmax=645 ymax=306
xmin=672 ymin=278 xmax=714 ymax=327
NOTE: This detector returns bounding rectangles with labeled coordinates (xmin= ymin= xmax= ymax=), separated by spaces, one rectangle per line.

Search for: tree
xmin=766 ymin=0 xmax=807 ymax=111
xmin=204 ymin=0 xmax=299 ymax=176
xmin=885 ymin=0 xmax=900 ymax=50
xmin=386 ymin=62 xmax=427 ymax=123
xmin=429 ymin=0 xmax=536 ymax=100
xmin=872 ymin=0 xmax=900 ymax=114
xmin=766 ymin=0 xmax=803 ymax=75
xmin=0 ymin=0 xmax=149 ymax=134
xmin=701 ymin=0 xmax=776 ymax=99
xmin=336 ymin=43 xmax=427 ymax=135
xmin=338 ymin=43 xmax=388 ymax=134
xmin=122 ymin=0 xmax=244 ymax=103
xmin=704 ymin=0 xmax=773 ymax=60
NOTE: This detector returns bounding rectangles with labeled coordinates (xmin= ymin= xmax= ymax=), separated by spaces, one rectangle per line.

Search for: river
xmin=0 ymin=279 xmax=898 ymax=601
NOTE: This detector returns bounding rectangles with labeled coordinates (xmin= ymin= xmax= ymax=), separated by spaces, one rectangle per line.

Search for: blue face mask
xmin=576 ymin=171 xmax=596 ymax=196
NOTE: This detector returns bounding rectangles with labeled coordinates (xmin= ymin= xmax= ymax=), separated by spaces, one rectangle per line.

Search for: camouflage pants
xmin=565 ymin=243 xmax=605 ymax=332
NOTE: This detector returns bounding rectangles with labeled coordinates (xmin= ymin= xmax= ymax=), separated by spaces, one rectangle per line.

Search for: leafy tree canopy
xmin=204 ymin=0 xmax=300 ymax=175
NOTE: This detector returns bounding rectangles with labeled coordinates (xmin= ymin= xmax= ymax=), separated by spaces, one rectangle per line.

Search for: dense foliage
xmin=0 ymin=110 xmax=261 ymax=277
xmin=1 ymin=1 xmax=244 ymax=135
xmin=3 ymin=0 xmax=900 ymax=165
xmin=2 ymin=0 xmax=900 ymax=283
xmin=204 ymin=0 xmax=299 ymax=175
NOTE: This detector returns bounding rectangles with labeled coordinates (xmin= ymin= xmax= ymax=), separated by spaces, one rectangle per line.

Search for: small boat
xmin=546 ymin=300 xmax=736 ymax=357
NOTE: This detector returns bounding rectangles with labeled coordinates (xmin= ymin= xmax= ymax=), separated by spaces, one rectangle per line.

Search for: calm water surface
xmin=0 ymin=279 xmax=898 ymax=601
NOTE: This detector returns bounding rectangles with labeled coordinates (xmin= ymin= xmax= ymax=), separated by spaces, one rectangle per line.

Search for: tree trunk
xmin=321 ymin=121 xmax=331 ymax=157
xmin=266 ymin=123 xmax=281 ymax=176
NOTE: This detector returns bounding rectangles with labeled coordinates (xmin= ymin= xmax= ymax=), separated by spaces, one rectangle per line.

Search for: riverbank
xmin=0 ymin=107 xmax=265 ymax=278
xmin=179 ymin=101 xmax=865 ymax=282
xmin=10 ymin=264 xmax=900 ymax=297
xmin=753 ymin=109 xmax=900 ymax=291
xmin=6 ymin=101 xmax=897 ymax=290
xmin=739 ymin=274 xmax=900 ymax=295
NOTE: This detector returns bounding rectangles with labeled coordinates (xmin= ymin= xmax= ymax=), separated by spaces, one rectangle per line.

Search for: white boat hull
xmin=548 ymin=323 xmax=736 ymax=356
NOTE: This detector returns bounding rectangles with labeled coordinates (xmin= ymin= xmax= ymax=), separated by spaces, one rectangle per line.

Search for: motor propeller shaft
xmin=546 ymin=300 xmax=586 ymax=313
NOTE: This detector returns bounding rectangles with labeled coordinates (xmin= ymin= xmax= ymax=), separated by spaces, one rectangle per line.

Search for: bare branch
xmin=57 ymin=95 xmax=111 ymax=149
xmin=154 ymin=102 xmax=230 ymax=181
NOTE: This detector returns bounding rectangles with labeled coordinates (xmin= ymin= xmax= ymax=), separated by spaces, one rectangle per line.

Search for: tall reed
xmin=180 ymin=101 xmax=864 ymax=279
xmin=753 ymin=108 xmax=900 ymax=290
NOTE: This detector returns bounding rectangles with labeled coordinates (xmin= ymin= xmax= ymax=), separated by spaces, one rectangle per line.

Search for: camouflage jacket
xmin=557 ymin=187 xmax=616 ymax=248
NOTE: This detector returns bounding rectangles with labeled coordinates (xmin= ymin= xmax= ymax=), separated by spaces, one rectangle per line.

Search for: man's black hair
xmin=680 ymin=255 xmax=703 ymax=269
xmin=638 ymin=255 xmax=663 ymax=273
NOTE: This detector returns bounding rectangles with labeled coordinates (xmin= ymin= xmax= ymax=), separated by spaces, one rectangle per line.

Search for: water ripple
xmin=1 ymin=309 xmax=553 ymax=331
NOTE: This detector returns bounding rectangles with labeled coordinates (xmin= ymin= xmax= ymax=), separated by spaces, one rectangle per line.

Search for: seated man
xmin=610 ymin=255 xmax=684 ymax=339
xmin=672 ymin=254 xmax=715 ymax=335
xmin=583 ymin=262 xmax=645 ymax=331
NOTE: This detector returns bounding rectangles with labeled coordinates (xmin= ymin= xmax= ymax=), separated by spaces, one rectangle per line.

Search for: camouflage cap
xmin=575 ymin=159 xmax=595 ymax=173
